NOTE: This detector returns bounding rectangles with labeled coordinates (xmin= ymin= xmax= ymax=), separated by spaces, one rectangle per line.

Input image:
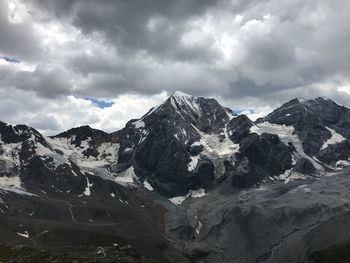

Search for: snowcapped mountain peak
xmin=296 ymin=97 xmax=308 ymax=103
xmin=0 ymin=122 xmax=44 ymax=145
xmin=168 ymin=91 xmax=201 ymax=115
xmin=171 ymin=90 xmax=193 ymax=98
xmin=293 ymin=96 xmax=338 ymax=106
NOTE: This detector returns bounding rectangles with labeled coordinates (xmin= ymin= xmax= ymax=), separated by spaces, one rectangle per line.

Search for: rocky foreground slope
xmin=1 ymin=92 xmax=350 ymax=262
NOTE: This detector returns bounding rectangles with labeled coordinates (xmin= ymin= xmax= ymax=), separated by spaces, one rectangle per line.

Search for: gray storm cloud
xmin=0 ymin=0 xmax=350 ymax=133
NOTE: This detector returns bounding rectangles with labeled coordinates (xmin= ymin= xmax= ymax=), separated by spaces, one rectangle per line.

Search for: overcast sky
xmin=1 ymin=0 xmax=350 ymax=135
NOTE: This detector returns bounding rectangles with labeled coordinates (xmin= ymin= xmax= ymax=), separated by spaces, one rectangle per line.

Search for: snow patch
xmin=169 ymin=196 xmax=186 ymax=205
xmin=188 ymin=155 xmax=200 ymax=171
xmin=194 ymin=209 xmax=203 ymax=236
xmin=0 ymin=139 xmax=21 ymax=172
xmin=321 ymin=127 xmax=346 ymax=150
xmin=46 ymin=137 xmax=119 ymax=169
xmin=199 ymin=132 xmax=239 ymax=157
xmin=36 ymin=141 xmax=70 ymax=168
xmin=195 ymin=220 xmax=203 ymax=235
xmin=190 ymin=188 xmax=206 ymax=198
xmin=0 ymin=176 xmax=35 ymax=196
xmin=133 ymin=120 xmax=145 ymax=129
xmin=169 ymin=189 xmax=206 ymax=205
xmin=115 ymin=166 xmax=138 ymax=186
xmin=17 ymin=231 xmax=29 ymax=239
xmin=143 ymin=180 xmax=154 ymax=191
xmin=335 ymin=159 xmax=350 ymax=168
xmin=278 ymin=170 xmax=307 ymax=183
xmin=124 ymin=147 xmax=133 ymax=152
xmin=191 ymin=141 xmax=201 ymax=147
xmin=0 ymin=175 xmax=21 ymax=188
xmin=84 ymin=176 xmax=93 ymax=196
xmin=97 ymin=142 xmax=119 ymax=163
xmin=190 ymin=128 xmax=239 ymax=177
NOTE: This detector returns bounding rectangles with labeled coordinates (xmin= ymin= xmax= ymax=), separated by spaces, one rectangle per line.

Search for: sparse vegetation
xmin=0 ymin=244 xmax=168 ymax=263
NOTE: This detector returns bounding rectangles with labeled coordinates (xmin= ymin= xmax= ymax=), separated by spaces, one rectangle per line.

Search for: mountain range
xmin=1 ymin=91 xmax=350 ymax=262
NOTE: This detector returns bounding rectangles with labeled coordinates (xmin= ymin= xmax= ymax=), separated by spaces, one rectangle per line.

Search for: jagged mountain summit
xmin=116 ymin=91 xmax=238 ymax=197
xmin=115 ymin=93 xmax=350 ymax=197
xmin=1 ymin=92 xmax=350 ymax=263
xmin=1 ymin=93 xmax=350 ymax=199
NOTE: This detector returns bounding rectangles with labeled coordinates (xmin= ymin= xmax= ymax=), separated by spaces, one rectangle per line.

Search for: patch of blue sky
xmin=0 ymin=56 xmax=20 ymax=64
xmin=234 ymin=109 xmax=255 ymax=115
xmin=83 ymin=97 xmax=114 ymax=109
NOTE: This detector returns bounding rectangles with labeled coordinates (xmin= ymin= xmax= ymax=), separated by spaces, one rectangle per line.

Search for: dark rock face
xmin=0 ymin=122 xmax=49 ymax=169
xmin=231 ymin=133 xmax=293 ymax=187
xmin=54 ymin=125 xmax=111 ymax=142
xmin=21 ymin=156 xmax=86 ymax=195
xmin=258 ymin=97 xmax=350 ymax=164
xmin=258 ymin=97 xmax=346 ymax=130
xmin=112 ymin=92 xmax=238 ymax=196
xmin=227 ymin=115 xmax=254 ymax=143
xmin=183 ymin=242 xmax=213 ymax=260
xmin=318 ymin=140 xmax=350 ymax=165
xmin=0 ymin=122 xmax=44 ymax=144
xmin=293 ymin=158 xmax=316 ymax=175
